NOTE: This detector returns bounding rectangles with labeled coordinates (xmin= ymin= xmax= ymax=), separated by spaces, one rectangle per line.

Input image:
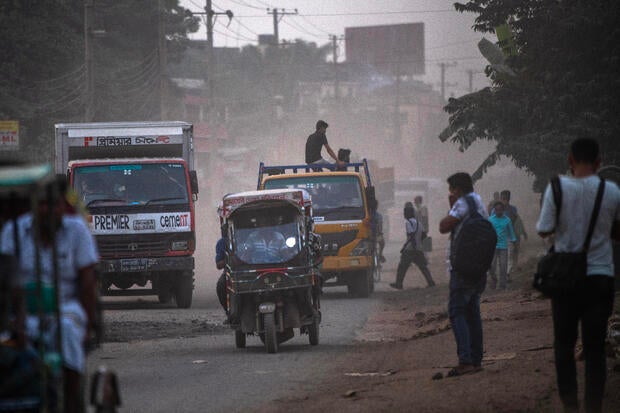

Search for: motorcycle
xmin=219 ymin=188 xmax=322 ymax=353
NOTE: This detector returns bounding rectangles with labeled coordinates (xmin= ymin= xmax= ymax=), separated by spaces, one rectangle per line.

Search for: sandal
xmin=447 ymin=364 xmax=477 ymax=377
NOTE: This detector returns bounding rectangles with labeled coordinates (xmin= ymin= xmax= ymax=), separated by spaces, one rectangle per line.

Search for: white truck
xmin=55 ymin=121 xmax=199 ymax=308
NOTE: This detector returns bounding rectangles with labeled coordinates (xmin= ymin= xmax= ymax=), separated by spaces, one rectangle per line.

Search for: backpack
xmin=450 ymin=195 xmax=497 ymax=283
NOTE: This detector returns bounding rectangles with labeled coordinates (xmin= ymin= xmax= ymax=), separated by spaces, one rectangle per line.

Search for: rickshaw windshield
xmin=230 ymin=205 xmax=302 ymax=265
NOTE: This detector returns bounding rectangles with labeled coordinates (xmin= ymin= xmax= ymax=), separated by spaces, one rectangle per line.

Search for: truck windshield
xmin=73 ymin=163 xmax=189 ymax=207
xmin=264 ymin=176 xmax=365 ymax=220
xmin=231 ymin=206 xmax=301 ymax=265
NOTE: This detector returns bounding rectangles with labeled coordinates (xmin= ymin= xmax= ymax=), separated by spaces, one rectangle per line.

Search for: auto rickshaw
xmin=219 ymin=188 xmax=322 ymax=353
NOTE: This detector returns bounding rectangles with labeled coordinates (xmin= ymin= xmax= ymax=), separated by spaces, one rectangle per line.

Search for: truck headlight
xmin=171 ymin=240 xmax=189 ymax=251
xmin=350 ymin=239 xmax=372 ymax=256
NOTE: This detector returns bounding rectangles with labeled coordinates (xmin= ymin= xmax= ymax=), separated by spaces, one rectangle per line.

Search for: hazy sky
xmin=181 ymin=0 xmax=495 ymax=96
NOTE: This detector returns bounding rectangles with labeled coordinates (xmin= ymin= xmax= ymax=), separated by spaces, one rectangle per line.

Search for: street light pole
xmin=159 ymin=0 xmax=167 ymax=120
xmin=84 ymin=0 xmax=94 ymax=122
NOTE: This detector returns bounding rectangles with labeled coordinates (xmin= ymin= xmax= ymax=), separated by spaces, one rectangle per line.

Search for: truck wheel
xmin=175 ymin=275 xmax=193 ymax=309
xmin=157 ymin=289 xmax=172 ymax=304
xmin=308 ymin=318 xmax=319 ymax=346
xmin=263 ymin=313 xmax=278 ymax=353
xmin=349 ymin=270 xmax=372 ymax=298
xmin=235 ymin=330 xmax=246 ymax=348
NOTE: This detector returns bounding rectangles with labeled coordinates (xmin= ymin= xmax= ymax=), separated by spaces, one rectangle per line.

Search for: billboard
xmin=345 ymin=23 xmax=425 ymax=76
xmin=0 ymin=120 xmax=19 ymax=151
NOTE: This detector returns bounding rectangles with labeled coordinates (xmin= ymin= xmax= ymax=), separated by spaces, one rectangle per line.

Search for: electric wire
xmin=234 ymin=9 xmax=455 ymax=18
xmin=100 ymin=55 xmax=160 ymax=88
xmin=298 ymin=15 xmax=331 ymax=35
xmin=108 ymin=49 xmax=159 ymax=77
xmin=225 ymin=0 xmax=265 ymax=10
xmin=2 ymin=65 xmax=86 ymax=90
xmin=281 ymin=18 xmax=326 ymax=40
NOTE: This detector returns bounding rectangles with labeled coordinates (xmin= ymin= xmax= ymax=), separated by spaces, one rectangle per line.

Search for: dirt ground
xmin=257 ymin=243 xmax=620 ymax=413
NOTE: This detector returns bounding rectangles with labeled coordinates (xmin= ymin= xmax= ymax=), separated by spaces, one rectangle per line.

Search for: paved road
xmin=87 ymin=285 xmax=379 ymax=413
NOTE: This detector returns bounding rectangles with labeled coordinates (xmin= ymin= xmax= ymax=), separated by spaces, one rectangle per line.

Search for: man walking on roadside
xmin=390 ymin=202 xmax=435 ymax=289
xmin=537 ymin=138 xmax=620 ymax=413
xmin=439 ymin=172 xmax=488 ymax=376
xmin=305 ymin=120 xmax=345 ymax=168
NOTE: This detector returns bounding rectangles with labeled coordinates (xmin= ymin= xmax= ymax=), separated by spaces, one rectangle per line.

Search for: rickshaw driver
xmin=240 ymin=227 xmax=287 ymax=263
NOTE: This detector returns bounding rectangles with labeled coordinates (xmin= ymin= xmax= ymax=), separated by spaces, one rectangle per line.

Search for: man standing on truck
xmin=305 ymin=120 xmax=345 ymax=168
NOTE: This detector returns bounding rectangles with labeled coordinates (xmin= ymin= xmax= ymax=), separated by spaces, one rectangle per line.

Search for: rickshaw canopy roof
xmin=0 ymin=163 xmax=54 ymax=196
xmin=221 ymin=188 xmax=310 ymax=218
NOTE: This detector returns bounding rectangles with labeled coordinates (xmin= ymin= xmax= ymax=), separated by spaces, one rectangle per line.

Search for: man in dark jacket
xmin=305 ymin=120 xmax=344 ymax=168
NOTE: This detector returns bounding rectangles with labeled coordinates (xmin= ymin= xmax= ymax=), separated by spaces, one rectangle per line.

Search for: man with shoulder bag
xmin=389 ymin=202 xmax=435 ymax=289
xmin=536 ymin=138 xmax=620 ymax=413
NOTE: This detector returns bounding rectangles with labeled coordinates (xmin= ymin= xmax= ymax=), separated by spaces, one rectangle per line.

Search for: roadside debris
xmin=344 ymin=370 xmax=396 ymax=377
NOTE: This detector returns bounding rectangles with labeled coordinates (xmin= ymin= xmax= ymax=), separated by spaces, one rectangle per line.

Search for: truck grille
xmin=96 ymin=234 xmax=173 ymax=257
xmin=318 ymin=230 xmax=358 ymax=256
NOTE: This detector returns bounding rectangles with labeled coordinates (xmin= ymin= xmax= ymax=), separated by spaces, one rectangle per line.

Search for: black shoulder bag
xmin=533 ymin=177 xmax=605 ymax=297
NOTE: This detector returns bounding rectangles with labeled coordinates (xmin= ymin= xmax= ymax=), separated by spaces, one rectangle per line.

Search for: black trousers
xmin=551 ymin=275 xmax=615 ymax=413
xmin=395 ymin=249 xmax=435 ymax=287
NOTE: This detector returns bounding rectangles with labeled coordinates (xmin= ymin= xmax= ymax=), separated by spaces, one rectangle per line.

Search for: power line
xmin=225 ymin=0 xmax=264 ymax=10
xmin=299 ymin=15 xmax=331 ymax=35
xmin=214 ymin=22 xmax=256 ymax=42
xmin=233 ymin=9 xmax=454 ymax=18
xmin=281 ymin=18 xmax=326 ymax=40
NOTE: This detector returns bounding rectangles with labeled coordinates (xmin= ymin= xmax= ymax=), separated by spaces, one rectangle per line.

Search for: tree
xmin=0 ymin=0 xmax=198 ymax=161
xmin=439 ymin=0 xmax=620 ymax=191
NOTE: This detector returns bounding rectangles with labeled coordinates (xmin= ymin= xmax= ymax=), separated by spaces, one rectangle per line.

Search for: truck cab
xmin=257 ymin=161 xmax=377 ymax=297
xmin=55 ymin=122 xmax=199 ymax=308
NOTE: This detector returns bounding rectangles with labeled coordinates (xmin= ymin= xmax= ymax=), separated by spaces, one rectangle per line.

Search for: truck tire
xmin=263 ymin=313 xmax=278 ymax=353
xmin=348 ymin=270 xmax=372 ymax=298
xmin=175 ymin=274 xmax=193 ymax=309
xmin=157 ymin=292 xmax=172 ymax=304
xmin=235 ymin=330 xmax=246 ymax=348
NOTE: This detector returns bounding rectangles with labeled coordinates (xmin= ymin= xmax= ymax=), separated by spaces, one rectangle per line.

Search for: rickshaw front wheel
xmin=235 ymin=330 xmax=246 ymax=348
xmin=263 ymin=313 xmax=278 ymax=353
xmin=308 ymin=318 xmax=319 ymax=346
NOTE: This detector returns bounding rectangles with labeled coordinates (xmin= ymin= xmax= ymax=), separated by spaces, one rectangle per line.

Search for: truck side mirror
xmin=189 ymin=170 xmax=199 ymax=195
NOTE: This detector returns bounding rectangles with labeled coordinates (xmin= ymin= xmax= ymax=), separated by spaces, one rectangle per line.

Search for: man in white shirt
xmin=439 ymin=172 xmax=488 ymax=377
xmin=537 ymin=137 xmax=620 ymax=413
xmin=1 ymin=182 xmax=99 ymax=413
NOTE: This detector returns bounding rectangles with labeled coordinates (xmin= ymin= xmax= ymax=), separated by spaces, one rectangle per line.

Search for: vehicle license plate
xmin=120 ymin=258 xmax=150 ymax=272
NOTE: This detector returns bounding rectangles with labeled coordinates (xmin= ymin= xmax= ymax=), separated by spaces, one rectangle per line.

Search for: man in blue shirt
xmin=488 ymin=201 xmax=516 ymax=289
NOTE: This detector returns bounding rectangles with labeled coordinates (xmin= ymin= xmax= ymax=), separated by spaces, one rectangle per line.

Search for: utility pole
xmin=191 ymin=1 xmax=233 ymax=122
xmin=205 ymin=0 xmax=214 ymax=108
xmin=330 ymin=34 xmax=343 ymax=101
xmin=267 ymin=8 xmax=298 ymax=45
xmin=158 ymin=0 xmax=167 ymax=120
xmin=84 ymin=0 xmax=94 ymax=122
xmin=393 ymin=54 xmax=402 ymax=142
xmin=467 ymin=69 xmax=474 ymax=93
xmin=438 ymin=62 xmax=457 ymax=100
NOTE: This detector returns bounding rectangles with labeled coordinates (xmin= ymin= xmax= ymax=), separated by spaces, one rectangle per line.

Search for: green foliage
xmin=441 ymin=0 xmax=620 ymax=191
xmin=0 ymin=0 xmax=198 ymax=161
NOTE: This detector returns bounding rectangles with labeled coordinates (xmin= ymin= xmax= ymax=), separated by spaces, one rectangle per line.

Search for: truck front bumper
xmin=100 ymin=256 xmax=195 ymax=274
xmin=321 ymin=255 xmax=372 ymax=273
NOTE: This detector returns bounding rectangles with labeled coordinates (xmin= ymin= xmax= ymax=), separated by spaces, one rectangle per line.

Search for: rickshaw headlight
xmin=350 ymin=239 xmax=371 ymax=256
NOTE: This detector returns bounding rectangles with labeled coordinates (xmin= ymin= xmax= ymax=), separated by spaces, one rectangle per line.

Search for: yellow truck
xmin=257 ymin=161 xmax=378 ymax=297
